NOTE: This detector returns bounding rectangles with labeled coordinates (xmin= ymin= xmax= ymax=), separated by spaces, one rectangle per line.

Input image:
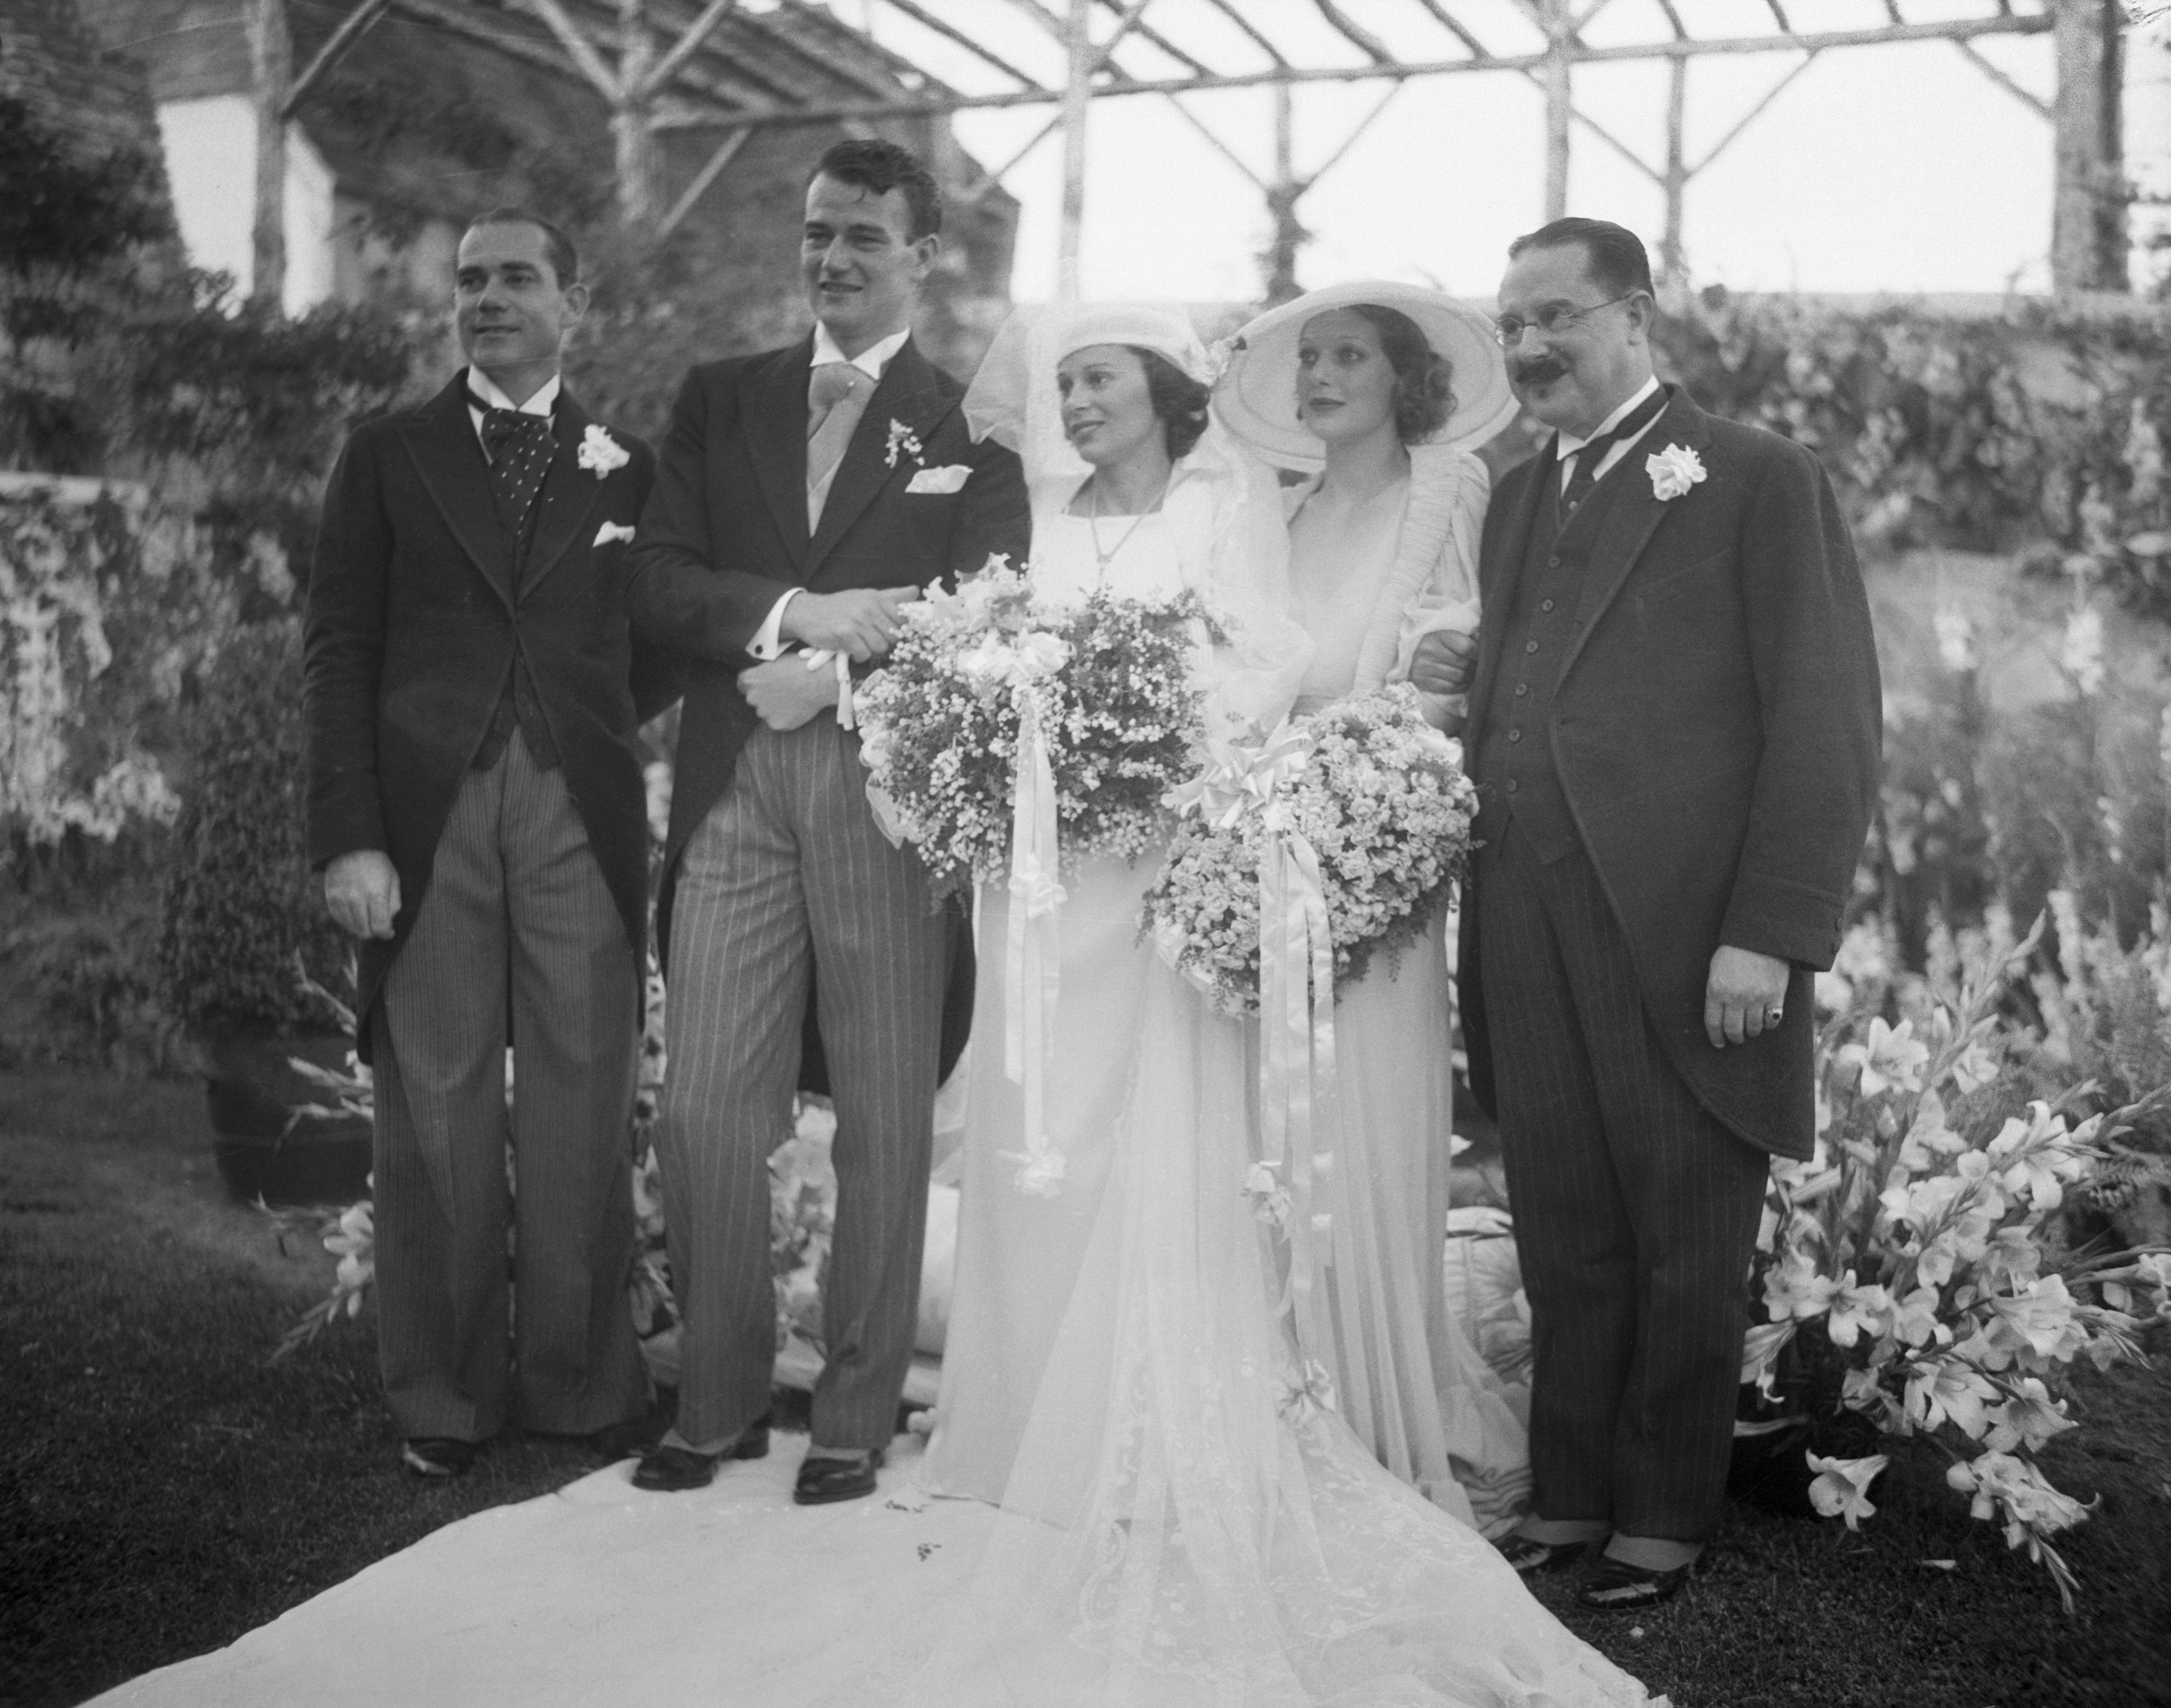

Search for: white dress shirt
xmin=465 ymin=368 xmax=560 ymax=457
xmin=1553 ymin=374 xmax=1664 ymax=493
xmin=749 ymin=325 xmax=914 ymax=660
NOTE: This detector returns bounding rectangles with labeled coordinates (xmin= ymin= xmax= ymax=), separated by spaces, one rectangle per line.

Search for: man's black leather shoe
xmin=1494 ymin=1535 xmax=1590 ymax=1576
xmin=401 ymin=1437 xmax=477 ymax=1478
xmin=630 ymin=1416 xmax=770 ymax=1492
xmin=793 ymin=1447 xmax=884 ymax=1506
xmin=1575 ymin=1553 xmax=1695 ymax=1611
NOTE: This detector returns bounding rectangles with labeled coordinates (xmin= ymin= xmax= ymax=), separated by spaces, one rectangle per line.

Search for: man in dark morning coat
xmin=623 ymin=139 xmax=1029 ymax=1501
xmin=1414 ymin=218 xmax=1881 ymax=1607
xmin=305 ymin=209 xmax=675 ymax=1478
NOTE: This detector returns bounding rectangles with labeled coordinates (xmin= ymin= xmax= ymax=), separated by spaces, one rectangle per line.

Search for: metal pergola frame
xmin=244 ymin=0 xmax=2125 ymax=307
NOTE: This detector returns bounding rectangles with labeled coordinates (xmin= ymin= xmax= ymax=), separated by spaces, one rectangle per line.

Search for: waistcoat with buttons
xmin=472 ymin=435 xmax=560 ymax=773
xmin=1470 ymin=455 xmax=1636 ymax=864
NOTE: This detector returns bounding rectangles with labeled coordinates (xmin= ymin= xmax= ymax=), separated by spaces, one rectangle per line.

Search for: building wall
xmin=155 ymin=93 xmax=336 ymax=312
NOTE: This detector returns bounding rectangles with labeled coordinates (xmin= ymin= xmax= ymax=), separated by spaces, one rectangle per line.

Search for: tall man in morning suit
xmin=625 ymin=140 xmax=1029 ymax=1501
xmin=1416 ymin=219 xmax=1881 ymax=1606
xmin=306 ymin=210 xmax=675 ymax=1477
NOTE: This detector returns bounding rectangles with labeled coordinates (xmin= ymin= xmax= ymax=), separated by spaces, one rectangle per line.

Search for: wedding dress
xmin=1283 ymin=445 xmax=1530 ymax=1533
xmin=920 ymin=510 xmax=1192 ymax=1503
xmin=904 ymin=309 xmax=1662 ymax=1707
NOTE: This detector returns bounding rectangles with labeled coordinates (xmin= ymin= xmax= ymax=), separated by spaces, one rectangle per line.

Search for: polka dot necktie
xmin=472 ymin=394 xmax=554 ymax=542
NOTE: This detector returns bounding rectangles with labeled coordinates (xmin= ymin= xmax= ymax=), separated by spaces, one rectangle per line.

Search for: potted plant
xmin=158 ymin=619 xmax=365 ymax=1205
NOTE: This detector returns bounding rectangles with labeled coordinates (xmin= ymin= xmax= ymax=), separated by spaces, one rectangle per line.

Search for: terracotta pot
xmin=204 ymin=1027 xmax=371 ymax=1206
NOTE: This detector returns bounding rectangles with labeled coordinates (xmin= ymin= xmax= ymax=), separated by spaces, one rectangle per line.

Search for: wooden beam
xmin=1687 ymin=51 xmax=1818 ymax=177
xmin=283 ymin=0 xmax=389 ymax=118
xmin=639 ymin=0 xmax=740 ymax=100
xmin=247 ymin=0 xmax=289 ymax=310
xmin=641 ymin=12 xmax=2057 ymax=126
xmin=1201 ymin=0 xmax=1290 ymax=66
xmin=1091 ymin=0 xmax=1158 ymax=74
xmin=1312 ymin=0 xmax=1393 ymax=64
xmin=1409 ymin=0 xmax=1490 ymax=61
xmin=1304 ymin=81 xmax=1403 ymax=186
xmin=876 ymin=0 xmax=1045 ymax=90
xmin=1953 ymin=38 xmax=2051 ymax=120
xmin=2051 ymin=0 xmax=2128 ymax=292
xmin=1661 ymin=53 xmax=1686 ymax=280
xmin=523 ymin=0 xmax=624 ymax=97
xmin=1541 ymin=0 xmax=1570 ymax=219
xmin=1161 ymin=95 xmax=1265 ymax=189
xmin=1059 ymin=0 xmax=1091 ymax=299
xmin=954 ymin=111 xmax=1064 ymax=204
xmin=656 ymin=123 xmax=750 ymax=236
xmin=1095 ymin=0 xmax=1209 ymax=78
xmin=612 ymin=0 xmax=657 ymax=230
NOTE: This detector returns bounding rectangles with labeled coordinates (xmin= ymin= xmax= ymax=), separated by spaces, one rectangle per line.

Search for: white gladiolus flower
xmin=1807 ymin=1452 xmax=1889 ymax=1530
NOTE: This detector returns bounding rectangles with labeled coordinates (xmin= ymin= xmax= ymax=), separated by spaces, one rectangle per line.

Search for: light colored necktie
xmin=806 ymin=361 xmax=872 ymax=512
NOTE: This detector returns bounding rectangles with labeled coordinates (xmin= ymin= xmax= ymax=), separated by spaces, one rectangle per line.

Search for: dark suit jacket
xmin=625 ymin=334 xmax=1029 ymax=1087
xmin=1458 ymin=385 xmax=1881 ymax=1160
xmin=304 ymin=370 xmax=675 ymax=1058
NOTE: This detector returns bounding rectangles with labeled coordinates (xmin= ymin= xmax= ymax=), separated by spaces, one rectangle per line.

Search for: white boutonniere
xmin=884 ymin=419 xmax=925 ymax=469
xmin=577 ymin=424 xmax=630 ymax=480
xmin=1646 ymin=442 xmax=1707 ymax=502
xmin=906 ymin=463 xmax=972 ymax=495
xmin=593 ymin=521 xmax=636 ymax=547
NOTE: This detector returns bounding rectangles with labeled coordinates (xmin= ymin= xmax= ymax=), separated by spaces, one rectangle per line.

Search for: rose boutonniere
xmin=884 ymin=418 xmax=925 ymax=469
xmin=1646 ymin=442 xmax=1707 ymax=502
xmin=577 ymin=424 xmax=630 ymax=480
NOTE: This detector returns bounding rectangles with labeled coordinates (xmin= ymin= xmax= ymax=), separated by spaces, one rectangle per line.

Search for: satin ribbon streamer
xmin=1000 ymin=689 xmax=1067 ymax=1196
xmin=1172 ymin=721 xmax=1341 ymax=1372
xmin=798 ymin=647 xmax=856 ymax=730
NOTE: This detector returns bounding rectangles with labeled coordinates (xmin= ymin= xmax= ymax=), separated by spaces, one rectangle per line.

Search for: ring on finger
xmin=1765 ymin=1006 xmax=1784 ymax=1024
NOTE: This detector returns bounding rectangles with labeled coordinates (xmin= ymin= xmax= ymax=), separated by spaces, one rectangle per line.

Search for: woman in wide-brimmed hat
xmin=1216 ymin=280 xmax=1533 ymax=1536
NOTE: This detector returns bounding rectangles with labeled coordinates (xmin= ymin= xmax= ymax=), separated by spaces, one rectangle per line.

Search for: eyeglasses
xmin=1491 ymin=295 xmax=1633 ymax=348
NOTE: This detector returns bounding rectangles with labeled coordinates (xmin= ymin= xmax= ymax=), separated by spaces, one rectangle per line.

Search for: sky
xmin=827 ymin=0 xmax=2071 ymax=305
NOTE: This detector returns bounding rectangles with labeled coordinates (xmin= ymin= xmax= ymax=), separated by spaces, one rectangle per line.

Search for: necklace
xmin=1086 ymin=471 xmax=1170 ymax=578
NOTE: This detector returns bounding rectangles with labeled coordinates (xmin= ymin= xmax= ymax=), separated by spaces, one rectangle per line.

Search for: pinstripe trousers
xmin=1473 ymin=817 xmax=1769 ymax=1544
xmin=371 ymin=730 xmax=648 ymax=1443
xmin=659 ymin=718 xmax=953 ymax=1452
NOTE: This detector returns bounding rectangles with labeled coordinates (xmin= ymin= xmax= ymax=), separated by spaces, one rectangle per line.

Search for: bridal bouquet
xmin=855 ymin=558 xmax=1212 ymax=899
xmin=1143 ymin=682 xmax=1478 ymax=1017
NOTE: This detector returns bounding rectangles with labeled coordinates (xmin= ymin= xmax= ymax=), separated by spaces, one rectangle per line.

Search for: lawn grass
xmin=2 ymin=1065 xmax=2167 ymax=1708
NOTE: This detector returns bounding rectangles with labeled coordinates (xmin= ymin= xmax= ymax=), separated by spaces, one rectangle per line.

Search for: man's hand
xmin=1704 ymin=944 xmax=1790 ymax=1048
xmin=325 ymin=849 xmax=401 ymax=940
xmin=738 ymin=656 xmax=840 ymax=732
xmin=1409 ymin=628 xmax=1478 ymax=696
xmin=779 ymin=587 xmax=915 ymax=662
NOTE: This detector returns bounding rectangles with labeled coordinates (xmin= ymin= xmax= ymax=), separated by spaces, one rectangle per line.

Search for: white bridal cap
xmin=1050 ymin=302 xmax=1210 ymax=379
xmin=1214 ymin=280 xmax=1518 ymax=472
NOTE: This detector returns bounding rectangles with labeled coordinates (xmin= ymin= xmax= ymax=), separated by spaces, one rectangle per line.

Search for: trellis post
xmin=247 ymin=0 xmax=291 ymax=310
xmin=1057 ymin=0 xmax=1093 ymax=300
xmin=1541 ymin=0 xmax=1572 ymax=220
xmin=2051 ymin=0 xmax=2129 ymax=292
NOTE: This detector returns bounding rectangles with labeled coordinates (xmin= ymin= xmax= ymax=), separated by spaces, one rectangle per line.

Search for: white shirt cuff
xmin=748 ymin=589 xmax=801 ymax=660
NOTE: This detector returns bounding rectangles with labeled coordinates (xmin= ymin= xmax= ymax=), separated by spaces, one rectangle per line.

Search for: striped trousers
xmin=371 ymin=730 xmax=648 ymax=1443
xmin=659 ymin=718 xmax=952 ymax=1452
xmin=1473 ymin=817 xmax=1768 ymax=1544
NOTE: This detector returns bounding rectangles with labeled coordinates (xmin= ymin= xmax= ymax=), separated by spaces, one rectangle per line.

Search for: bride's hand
xmin=1409 ymin=628 xmax=1476 ymax=696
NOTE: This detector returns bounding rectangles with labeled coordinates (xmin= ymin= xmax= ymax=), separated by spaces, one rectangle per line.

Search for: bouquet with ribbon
xmin=1144 ymin=682 xmax=1478 ymax=1019
xmin=856 ymin=557 xmax=1214 ymax=898
xmin=857 ymin=557 xmax=1214 ymax=1198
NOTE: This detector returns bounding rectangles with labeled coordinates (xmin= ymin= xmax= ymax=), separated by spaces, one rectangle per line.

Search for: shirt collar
xmin=811 ymin=324 xmax=910 ymax=380
xmin=1555 ymin=374 xmax=1664 ymax=460
xmin=468 ymin=368 xmax=559 ymax=417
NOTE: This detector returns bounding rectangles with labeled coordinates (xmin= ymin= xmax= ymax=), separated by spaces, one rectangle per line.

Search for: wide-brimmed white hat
xmin=1214 ymin=280 xmax=1516 ymax=471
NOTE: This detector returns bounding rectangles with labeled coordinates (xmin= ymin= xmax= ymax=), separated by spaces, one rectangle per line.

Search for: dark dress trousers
xmin=626 ymin=333 xmax=1029 ymax=1451
xmin=305 ymin=370 xmax=677 ymax=1442
xmin=1458 ymin=384 xmax=1881 ymax=1541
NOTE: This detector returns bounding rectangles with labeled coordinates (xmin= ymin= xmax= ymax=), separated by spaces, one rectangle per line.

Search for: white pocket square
xmin=906 ymin=464 xmax=972 ymax=495
xmin=593 ymin=521 xmax=637 ymax=546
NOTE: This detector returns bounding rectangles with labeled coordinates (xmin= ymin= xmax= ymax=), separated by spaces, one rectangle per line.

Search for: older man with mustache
xmin=1414 ymin=217 xmax=1881 ymax=1609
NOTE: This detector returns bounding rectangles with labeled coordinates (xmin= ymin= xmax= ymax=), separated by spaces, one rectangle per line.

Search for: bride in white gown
xmin=908 ymin=305 xmax=1663 ymax=1707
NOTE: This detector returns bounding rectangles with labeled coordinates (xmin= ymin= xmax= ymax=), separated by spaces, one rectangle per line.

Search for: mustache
xmin=1511 ymin=358 xmax=1568 ymax=386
